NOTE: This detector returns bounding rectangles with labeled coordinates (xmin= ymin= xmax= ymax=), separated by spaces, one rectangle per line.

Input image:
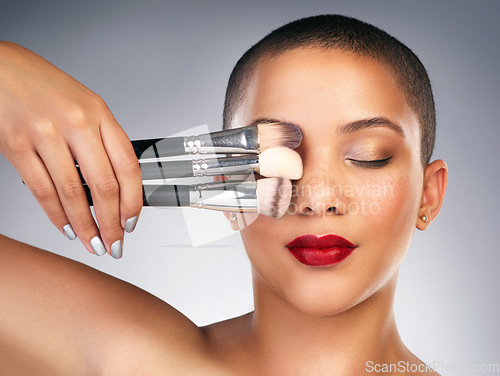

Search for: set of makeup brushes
xmin=82 ymin=121 xmax=303 ymax=217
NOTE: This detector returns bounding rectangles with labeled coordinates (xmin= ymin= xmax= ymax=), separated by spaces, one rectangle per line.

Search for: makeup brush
xmin=84 ymin=178 xmax=292 ymax=218
xmin=137 ymin=146 xmax=303 ymax=180
xmin=132 ymin=120 xmax=302 ymax=158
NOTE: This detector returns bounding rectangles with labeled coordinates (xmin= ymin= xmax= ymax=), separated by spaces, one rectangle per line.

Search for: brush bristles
xmin=256 ymin=177 xmax=292 ymax=218
xmin=258 ymin=147 xmax=303 ymax=180
xmin=257 ymin=121 xmax=303 ymax=151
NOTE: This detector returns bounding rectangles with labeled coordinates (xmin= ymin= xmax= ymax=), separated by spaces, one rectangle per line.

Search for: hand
xmin=0 ymin=42 xmax=142 ymax=258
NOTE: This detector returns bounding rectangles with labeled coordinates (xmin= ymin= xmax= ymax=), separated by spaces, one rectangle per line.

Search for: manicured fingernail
xmin=63 ymin=224 xmax=77 ymax=240
xmin=111 ymin=240 xmax=123 ymax=259
xmin=90 ymin=236 xmax=107 ymax=256
xmin=124 ymin=216 xmax=138 ymax=233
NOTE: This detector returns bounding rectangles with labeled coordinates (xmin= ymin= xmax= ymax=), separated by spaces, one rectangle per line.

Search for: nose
xmin=290 ymin=155 xmax=350 ymax=217
xmin=291 ymin=179 xmax=345 ymax=216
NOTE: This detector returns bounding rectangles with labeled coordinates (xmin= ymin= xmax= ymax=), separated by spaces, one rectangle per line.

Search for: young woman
xmin=0 ymin=15 xmax=446 ymax=375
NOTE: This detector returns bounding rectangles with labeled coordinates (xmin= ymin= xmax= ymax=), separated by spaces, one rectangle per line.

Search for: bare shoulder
xmin=0 ymin=235 xmax=217 ymax=375
xmin=90 ymin=264 xmax=212 ymax=375
xmin=119 ymin=313 xmax=256 ymax=376
xmin=101 ymin=289 xmax=256 ymax=375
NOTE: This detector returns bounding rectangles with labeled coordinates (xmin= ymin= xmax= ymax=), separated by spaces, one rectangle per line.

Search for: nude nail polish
xmin=63 ymin=224 xmax=77 ymax=240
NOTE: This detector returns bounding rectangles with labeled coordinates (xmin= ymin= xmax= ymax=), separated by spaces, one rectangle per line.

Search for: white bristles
xmin=256 ymin=178 xmax=292 ymax=218
xmin=258 ymin=147 xmax=303 ymax=180
xmin=257 ymin=121 xmax=303 ymax=151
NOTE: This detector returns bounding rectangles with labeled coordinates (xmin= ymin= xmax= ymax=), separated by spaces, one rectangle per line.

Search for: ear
xmin=417 ymin=159 xmax=448 ymax=230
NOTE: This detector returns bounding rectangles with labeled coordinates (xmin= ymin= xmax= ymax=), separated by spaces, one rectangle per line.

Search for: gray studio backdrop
xmin=1 ymin=0 xmax=499 ymax=373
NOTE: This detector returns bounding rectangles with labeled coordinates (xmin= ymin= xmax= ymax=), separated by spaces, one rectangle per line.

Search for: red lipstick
xmin=286 ymin=234 xmax=357 ymax=266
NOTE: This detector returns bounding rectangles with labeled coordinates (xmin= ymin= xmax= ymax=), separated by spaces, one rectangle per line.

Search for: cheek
xmin=369 ymin=177 xmax=415 ymax=219
xmin=240 ymin=216 xmax=280 ymax=259
xmin=353 ymin=171 xmax=421 ymax=257
xmin=239 ymin=215 xmax=290 ymax=284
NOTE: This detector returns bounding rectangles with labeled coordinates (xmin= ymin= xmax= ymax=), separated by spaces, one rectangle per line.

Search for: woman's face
xmin=234 ymin=48 xmax=425 ymax=316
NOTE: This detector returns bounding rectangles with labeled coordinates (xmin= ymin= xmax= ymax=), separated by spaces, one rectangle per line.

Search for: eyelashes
xmin=346 ymin=156 xmax=393 ymax=169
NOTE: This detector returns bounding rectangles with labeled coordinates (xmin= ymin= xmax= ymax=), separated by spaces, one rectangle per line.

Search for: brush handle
xmin=77 ymin=155 xmax=259 ymax=182
xmin=132 ymin=137 xmax=186 ymax=159
xmin=84 ymin=184 xmax=191 ymax=207
xmin=139 ymin=155 xmax=258 ymax=179
xmin=84 ymin=180 xmax=259 ymax=211
xmin=131 ymin=125 xmax=260 ymax=158
xmin=140 ymin=160 xmax=194 ymax=179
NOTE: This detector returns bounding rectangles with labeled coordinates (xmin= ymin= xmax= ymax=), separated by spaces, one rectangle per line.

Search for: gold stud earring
xmin=420 ymin=215 xmax=428 ymax=222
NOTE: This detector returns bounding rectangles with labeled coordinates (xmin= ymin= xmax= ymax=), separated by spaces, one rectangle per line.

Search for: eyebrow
xmin=247 ymin=116 xmax=405 ymax=137
xmin=248 ymin=118 xmax=295 ymax=127
xmin=338 ymin=117 xmax=405 ymax=136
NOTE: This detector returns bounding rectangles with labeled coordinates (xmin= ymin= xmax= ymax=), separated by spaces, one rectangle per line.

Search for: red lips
xmin=286 ymin=234 xmax=357 ymax=266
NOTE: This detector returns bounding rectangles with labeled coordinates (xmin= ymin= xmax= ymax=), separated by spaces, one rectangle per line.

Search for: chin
xmin=276 ymin=266 xmax=400 ymax=318
xmin=280 ymin=278 xmax=371 ymax=317
xmin=291 ymin=299 xmax=360 ymax=317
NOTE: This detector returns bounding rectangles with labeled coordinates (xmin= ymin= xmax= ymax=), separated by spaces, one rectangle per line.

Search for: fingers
xmin=13 ymin=146 xmax=99 ymax=255
xmin=68 ymin=128 xmax=124 ymax=259
xmin=16 ymin=114 xmax=142 ymax=260
xmin=0 ymin=43 xmax=140 ymax=258
xmin=32 ymin=133 xmax=106 ymax=256
xmin=100 ymin=112 xmax=142 ymax=234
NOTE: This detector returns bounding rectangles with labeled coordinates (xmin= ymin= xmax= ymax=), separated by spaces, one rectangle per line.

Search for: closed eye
xmin=347 ymin=156 xmax=393 ymax=168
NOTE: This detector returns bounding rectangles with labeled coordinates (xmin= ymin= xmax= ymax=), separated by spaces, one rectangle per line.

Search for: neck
xmin=248 ymin=270 xmax=410 ymax=375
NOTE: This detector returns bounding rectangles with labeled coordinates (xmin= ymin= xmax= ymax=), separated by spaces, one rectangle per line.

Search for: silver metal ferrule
xmin=189 ymin=180 xmax=258 ymax=212
xmin=192 ymin=155 xmax=259 ymax=177
xmin=183 ymin=125 xmax=259 ymax=154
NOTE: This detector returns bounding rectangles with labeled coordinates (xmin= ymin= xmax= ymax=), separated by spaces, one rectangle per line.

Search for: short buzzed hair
xmin=223 ymin=14 xmax=436 ymax=166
